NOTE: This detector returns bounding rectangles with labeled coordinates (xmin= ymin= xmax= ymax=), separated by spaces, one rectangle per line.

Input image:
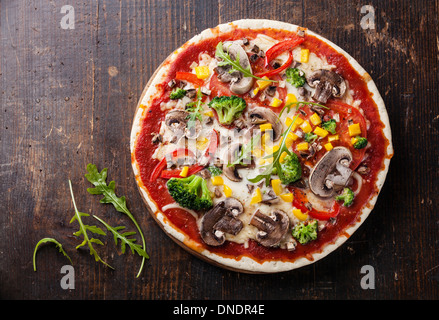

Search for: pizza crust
xmin=130 ymin=19 xmax=393 ymax=273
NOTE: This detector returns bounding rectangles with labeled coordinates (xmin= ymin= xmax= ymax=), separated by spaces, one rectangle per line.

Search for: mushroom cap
xmin=248 ymin=107 xmax=282 ymax=141
xmin=306 ymin=69 xmax=347 ymax=103
xmin=200 ymin=199 xmax=244 ymax=246
xmin=165 ymin=110 xmax=201 ymax=140
xmin=250 ymin=209 xmax=290 ymax=247
xmin=222 ymin=41 xmax=254 ymax=95
xmin=308 ymin=147 xmax=353 ymax=198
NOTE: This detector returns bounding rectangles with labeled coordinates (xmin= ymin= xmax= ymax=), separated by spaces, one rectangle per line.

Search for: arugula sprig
xmin=279 ymin=100 xmax=329 ymax=118
xmin=33 ymin=237 xmax=72 ymax=271
xmin=68 ymin=180 xmax=113 ymax=269
xmin=227 ymin=134 xmax=261 ymax=167
xmin=185 ymin=88 xmax=204 ymax=129
xmin=85 ymin=164 xmax=148 ymax=278
xmin=93 ymin=215 xmax=149 ymax=258
xmin=248 ymin=114 xmax=300 ymax=186
xmin=215 ymin=42 xmax=274 ymax=82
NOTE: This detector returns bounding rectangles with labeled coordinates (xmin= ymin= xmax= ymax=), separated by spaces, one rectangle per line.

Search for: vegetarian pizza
xmin=130 ymin=19 xmax=393 ymax=273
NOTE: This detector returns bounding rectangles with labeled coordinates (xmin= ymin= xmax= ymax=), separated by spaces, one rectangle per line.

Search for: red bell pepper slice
xmin=292 ymin=189 xmax=341 ymax=221
xmin=205 ymin=129 xmax=219 ymax=157
xmin=175 ymin=71 xmax=204 ymax=87
xmin=160 ymin=164 xmax=205 ymax=179
xmin=256 ymin=51 xmax=293 ymax=78
xmin=149 ymin=157 xmax=167 ymax=182
xmin=264 ymin=36 xmax=305 ymax=67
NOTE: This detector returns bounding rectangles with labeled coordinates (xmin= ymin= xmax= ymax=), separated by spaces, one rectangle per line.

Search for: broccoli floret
xmin=335 ymin=187 xmax=355 ymax=207
xmin=285 ymin=68 xmax=306 ymax=88
xmin=207 ymin=166 xmax=222 ymax=176
xmin=322 ymin=119 xmax=337 ymax=134
xmin=292 ymin=220 xmax=318 ymax=245
xmin=170 ymin=88 xmax=186 ymax=100
xmin=278 ymin=153 xmax=302 ymax=185
xmin=167 ymin=175 xmax=213 ymax=211
xmin=304 ymin=132 xmax=318 ymax=143
xmin=208 ymin=95 xmax=247 ymax=125
xmin=353 ymin=137 xmax=368 ymax=149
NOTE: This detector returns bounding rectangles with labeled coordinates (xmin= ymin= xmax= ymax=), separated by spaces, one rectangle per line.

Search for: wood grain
xmin=0 ymin=0 xmax=438 ymax=300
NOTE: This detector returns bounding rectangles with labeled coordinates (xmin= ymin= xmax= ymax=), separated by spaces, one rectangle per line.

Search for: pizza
xmin=130 ymin=19 xmax=393 ymax=273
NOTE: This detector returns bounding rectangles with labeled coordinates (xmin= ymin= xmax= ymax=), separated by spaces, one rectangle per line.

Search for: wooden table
xmin=1 ymin=0 xmax=438 ymax=300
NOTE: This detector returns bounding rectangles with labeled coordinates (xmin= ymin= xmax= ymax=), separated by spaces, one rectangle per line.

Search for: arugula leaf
xmin=33 ymin=237 xmax=72 ymax=271
xmin=227 ymin=134 xmax=261 ymax=167
xmin=68 ymin=180 xmax=113 ymax=269
xmin=85 ymin=164 xmax=148 ymax=278
xmin=248 ymin=115 xmax=299 ymax=186
xmin=93 ymin=215 xmax=149 ymax=258
xmin=185 ymin=89 xmax=204 ymax=129
xmin=215 ymin=42 xmax=274 ymax=82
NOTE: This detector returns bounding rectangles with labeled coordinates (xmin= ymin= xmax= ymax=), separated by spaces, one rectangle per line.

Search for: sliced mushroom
xmin=200 ymin=199 xmax=244 ymax=246
xmin=165 ymin=110 xmax=201 ymax=140
xmin=219 ymin=41 xmax=254 ymax=95
xmin=250 ymin=210 xmax=290 ymax=247
xmin=306 ymin=70 xmax=347 ymax=103
xmin=261 ymin=190 xmax=279 ymax=204
xmin=222 ymin=143 xmax=254 ymax=182
xmin=308 ymin=147 xmax=353 ymax=198
xmin=248 ymin=107 xmax=282 ymax=141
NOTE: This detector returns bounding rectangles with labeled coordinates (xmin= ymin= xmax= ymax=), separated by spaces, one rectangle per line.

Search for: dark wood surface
xmin=1 ymin=0 xmax=438 ymax=300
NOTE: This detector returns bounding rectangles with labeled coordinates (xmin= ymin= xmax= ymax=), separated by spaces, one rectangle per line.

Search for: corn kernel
xmin=179 ymin=166 xmax=189 ymax=177
xmin=250 ymin=188 xmax=262 ymax=204
xmin=223 ymin=184 xmax=232 ymax=197
xmin=271 ymin=179 xmax=283 ymax=196
xmin=309 ymin=113 xmax=322 ymax=126
xmin=314 ymin=126 xmax=329 ymax=138
xmin=194 ymin=66 xmax=210 ymax=79
xmin=285 ymin=93 xmax=297 ymax=106
xmin=259 ymin=123 xmax=272 ymax=132
xmin=211 ymin=176 xmax=224 ymax=186
xmin=300 ymin=120 xmax=312 ymax=133
xmin=324 ymin=142 xmax=334 ymax=151
xmin=348 ymin=123 xmax=362 ymax=137
xmin=293 ymin=208 xmax=308 ymax=221
xmin=328 ymin=134 xmax=339 ymax=142
xmin=296 ymin=142 xmax=309 ymax=151
xmin=256 ymin=76 xmax=271 ymax=90
xmin=280 ymin=193 xmax=294 ymax=202
xmin=300 ymin=49 xmax=310 ymax=63
xmin=270 ymin=97 xmax=282 ymax=107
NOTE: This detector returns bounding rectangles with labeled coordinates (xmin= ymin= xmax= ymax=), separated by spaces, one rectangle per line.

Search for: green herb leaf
xmin=68 ymin=180 xmax=113 ymax=269
xmin=33 ymin=237 xmax=72 ymax=271
xmin=93 ymin=215 xmax=149 ymax=258
xmin=228 ymin=134 xmax=261 ymax=167
xmin=85 ymin=164 xmax=148 ymax=277
xmin=215 ymin=42 xmax=275 ymax=82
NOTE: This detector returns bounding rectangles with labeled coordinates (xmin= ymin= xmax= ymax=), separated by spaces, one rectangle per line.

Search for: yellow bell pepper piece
xmin=296 ymin=142 xmax=309 ymax=151
xmin=328 ymin=134 xmax=339 ymax=142
xmin=194 ymin=66 xmax=210 ymax=80
xmin=211 ymin=176 xmax=224 ymax=186
xmin=250 ymin=188 xmax=262 ymax=204
xmin=293 ymin=208 xmax=308 ymax=221
xmin=270 ymin=97 xmax=282 ymax=107
xmin=300 ymin=49 xmax=310 ymax=63
xmin=256 ymin=76 xmax=271 ymax=90
xmin=271 ymin=179 xmax=283 ymax=196
xmin=223 ymin=184 xmax=232 ymax=197
xmin=348 ymin=123 xmax=362 ymax=137
xmin=314 ymin=126 xmax=329 ymax=138
xmin=259 ymin=123 xmax=272 ymax=132
xmin=179 ymin=166 xmax=189 ymax=177
xmin=324 ymin=142 xmax=334 ymax=151
xmin=279 ymin=151 xmax=288 ymax=163
xmin=285 ymin=93 xmax=297 ymax=106
xmin=300 ymin=120 xmax=312 ymax=133
xmin=280 ymin=193 xmax=294 ymax=202
xmin=309 ymin=113 xmax=322 ymax=126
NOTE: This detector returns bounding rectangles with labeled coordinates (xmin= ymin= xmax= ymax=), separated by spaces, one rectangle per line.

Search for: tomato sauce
xmin=134 ymin=26 xmax=390 ymax=264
